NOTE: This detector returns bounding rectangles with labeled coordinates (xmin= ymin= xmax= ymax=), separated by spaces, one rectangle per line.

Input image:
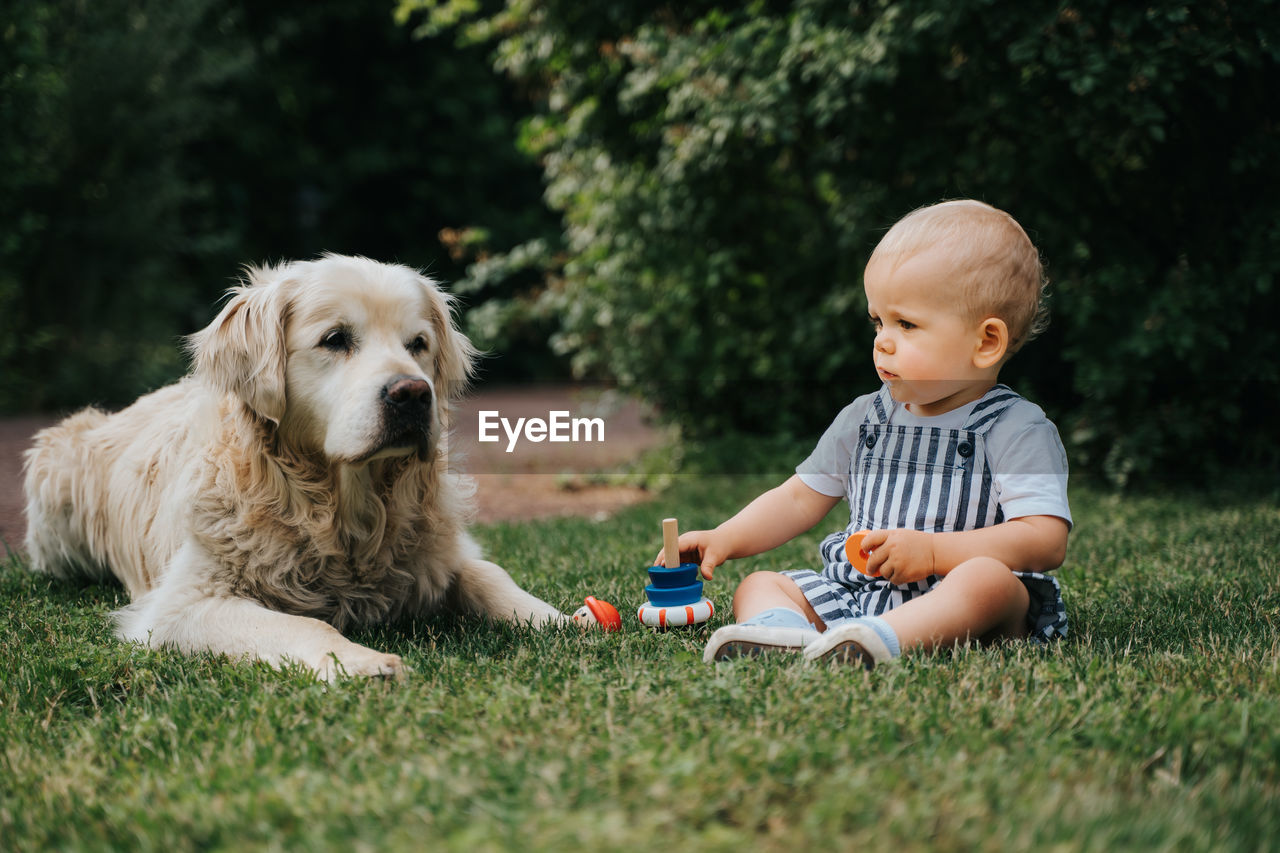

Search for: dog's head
xmin=189 ymin=253 xmax=477 ymax=464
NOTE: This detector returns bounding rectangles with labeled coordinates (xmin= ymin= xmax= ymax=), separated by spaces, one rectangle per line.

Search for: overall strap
xmin=867 ymin=384 xmax=896 ymax=425
xmin=955 ymin=384 xmax=1022 ymax=530
xmin=962 ymin=384 xmax=1021 ymax=435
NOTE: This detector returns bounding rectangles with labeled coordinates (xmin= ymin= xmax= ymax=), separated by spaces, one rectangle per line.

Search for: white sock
xmin=856 ymin=616 xmax=901 ymax=657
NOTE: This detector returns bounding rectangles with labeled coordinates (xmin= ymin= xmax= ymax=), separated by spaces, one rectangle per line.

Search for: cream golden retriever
xmin=23 ymin=254 xmax=566 ymax=679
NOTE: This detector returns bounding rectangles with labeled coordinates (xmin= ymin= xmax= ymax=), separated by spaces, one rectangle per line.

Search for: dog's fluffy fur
xmin=23 ymin=254 xmax=565 ymax=679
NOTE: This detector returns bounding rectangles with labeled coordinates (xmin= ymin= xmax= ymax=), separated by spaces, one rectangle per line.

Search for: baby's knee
xmin=734 ymin=570 xmax=789 ymax=597
xmin=948 ymin=557 xmax=1025 ymax=600
xmin=732 ymin=570 xmax=805 ymax=614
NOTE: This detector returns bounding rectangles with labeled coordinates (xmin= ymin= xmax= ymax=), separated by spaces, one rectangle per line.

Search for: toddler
xmin=660 ymin=200 xmax=1071 ymax=667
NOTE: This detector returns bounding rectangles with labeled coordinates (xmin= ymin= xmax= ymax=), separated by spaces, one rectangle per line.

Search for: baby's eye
xmin=868 ymin=315 xmax=882 ymax=330
xmin=898 ymin=319 xmax=916 ymax=330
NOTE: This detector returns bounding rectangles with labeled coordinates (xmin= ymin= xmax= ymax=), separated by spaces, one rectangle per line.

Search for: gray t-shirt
xmin=797 ymin=391 xmax=1072 ymax=527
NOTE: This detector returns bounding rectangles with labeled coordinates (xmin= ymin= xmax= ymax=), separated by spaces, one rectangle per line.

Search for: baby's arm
xmin=861 ymin=516 xmax=1069 ymax=584
xmin=658 ymin=475 xmax=840 ymax=579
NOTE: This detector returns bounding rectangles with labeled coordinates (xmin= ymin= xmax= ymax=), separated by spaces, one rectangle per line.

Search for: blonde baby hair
xmin=870 ymin=199 xmax=1049 ymax=353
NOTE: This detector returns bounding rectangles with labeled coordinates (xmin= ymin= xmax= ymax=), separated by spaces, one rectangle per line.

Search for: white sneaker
xmin=703 ymin=623 xmax=821 ymax=662
xmin=802 ymin=622 xmax=894 ymax=669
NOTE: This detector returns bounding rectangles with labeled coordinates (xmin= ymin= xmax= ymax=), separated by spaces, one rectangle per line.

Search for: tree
xmin=0 ymin=0 xmax=249 ymax=410
xmin=411 ymin=0 xmax=1280 ymax=483
xmin=1 ymin=0 xmax=557 ymax=410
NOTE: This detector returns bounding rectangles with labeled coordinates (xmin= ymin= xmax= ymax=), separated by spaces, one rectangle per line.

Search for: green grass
xmin=2 ymin=460 xmax=1279 ymax=851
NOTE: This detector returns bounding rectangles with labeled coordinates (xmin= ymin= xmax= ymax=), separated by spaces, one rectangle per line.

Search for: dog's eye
xmin=319 ymin=329 xmax=353 ymax=353
xmin=408 ymin=335 xmax=429 ymax=356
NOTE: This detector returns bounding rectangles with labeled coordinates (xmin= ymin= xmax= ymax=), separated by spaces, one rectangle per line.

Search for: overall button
xmin=957 ymin=441 xmax=974 ymax=458
xmin=865 ymin=434 xmax=877 ymax=449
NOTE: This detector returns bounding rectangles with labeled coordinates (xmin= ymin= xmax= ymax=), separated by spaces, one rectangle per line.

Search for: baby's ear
xmin=188 ymin=268 xmax=296 ymax=424
xmin=973 ymin=317 xmax=1010 ymax=369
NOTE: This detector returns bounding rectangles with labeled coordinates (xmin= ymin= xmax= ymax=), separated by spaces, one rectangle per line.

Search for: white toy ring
xmin=637 ymin=597 xmax=715 ymax=628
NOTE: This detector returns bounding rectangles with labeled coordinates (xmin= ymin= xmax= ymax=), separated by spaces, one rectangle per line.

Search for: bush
xmin=0 ymin=0 xmax=558 ymax=411
xmin=0 ymin=0 xmax=249 ymax=410
xmin=417 ymin=0 xmax=1280 ymax=484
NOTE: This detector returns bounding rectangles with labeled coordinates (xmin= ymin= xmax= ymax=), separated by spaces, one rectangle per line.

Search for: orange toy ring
xmin=844 ymin=530 xmax=872 ymax=574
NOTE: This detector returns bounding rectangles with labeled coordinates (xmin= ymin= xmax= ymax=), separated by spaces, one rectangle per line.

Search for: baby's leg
xmin=732 ymin=571 xmax=827 ymax=629
xmin=805 ymin=557 xmax=1029 ymax=668
xmin=881 ymin=557 xmax=1029 ymax=652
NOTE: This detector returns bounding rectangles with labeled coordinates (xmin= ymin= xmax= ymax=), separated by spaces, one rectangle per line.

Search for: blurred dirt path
xmin=0 ymin=386 xmax=663 ymax=553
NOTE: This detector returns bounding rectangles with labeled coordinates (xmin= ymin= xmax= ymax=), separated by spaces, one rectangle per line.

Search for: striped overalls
xmin=784 ymin=384 xmax=1068 ymax=642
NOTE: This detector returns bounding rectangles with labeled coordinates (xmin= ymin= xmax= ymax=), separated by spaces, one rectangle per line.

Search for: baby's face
xmin=863 ymin=248 xmax=996 ymax=416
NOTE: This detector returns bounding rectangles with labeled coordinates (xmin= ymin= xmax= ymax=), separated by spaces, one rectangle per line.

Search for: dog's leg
xmin=115 ymin=542 xmax=405 ymax=681
xmin=119 ymin=593 xmax=406 ymax=681
xmin=453 ymin=558 xmax=568 ymax=627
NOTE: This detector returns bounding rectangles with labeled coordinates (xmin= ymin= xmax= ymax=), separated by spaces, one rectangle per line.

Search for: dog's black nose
xmin=382 ymin=375 xmax=432 ymax=409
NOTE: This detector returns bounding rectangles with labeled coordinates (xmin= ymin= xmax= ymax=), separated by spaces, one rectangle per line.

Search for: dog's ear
xmin=420 ymin=275 xmax=479 ymax=402
xmin=189 ymin=270 xmax=295 ymax=424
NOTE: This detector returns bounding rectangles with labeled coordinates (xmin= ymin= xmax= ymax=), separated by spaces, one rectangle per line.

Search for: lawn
xmin=2 ymin=453 xmax=1278 ymax=851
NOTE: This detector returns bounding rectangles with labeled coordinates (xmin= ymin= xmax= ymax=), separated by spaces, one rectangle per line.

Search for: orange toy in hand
xmin=844 ymin=530 xmax=873 ymax=574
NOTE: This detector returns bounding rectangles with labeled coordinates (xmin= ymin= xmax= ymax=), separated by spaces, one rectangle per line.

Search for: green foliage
xmin=206 ymin=0 xmax=554 ymax=285
xmin=429 ymin=0 xmax=1280 ymax=484
xmin=4 ymin=467 xmax=1280 ymax=848
xmin=0 ymin=0 xmax=557 ymax=411
xmin=0 ymin=0 xmax=250 ymax=410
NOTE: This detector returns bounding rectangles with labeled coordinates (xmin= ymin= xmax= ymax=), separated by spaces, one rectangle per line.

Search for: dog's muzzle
xmin=378 ymin=374 xmax=434 ymax=458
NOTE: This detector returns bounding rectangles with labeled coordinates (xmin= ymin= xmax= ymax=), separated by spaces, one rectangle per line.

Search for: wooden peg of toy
xmin=662 ymin=517 xmax=681 ymax=568
xmin=572 ymin=596 xmax=622 ymax=631
xmin=844 ymin=530 xmax=872 ymax=574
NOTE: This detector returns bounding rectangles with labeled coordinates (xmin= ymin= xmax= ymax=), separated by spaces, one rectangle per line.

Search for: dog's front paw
xmin=314 ymin=646 xmax=407 ymax=682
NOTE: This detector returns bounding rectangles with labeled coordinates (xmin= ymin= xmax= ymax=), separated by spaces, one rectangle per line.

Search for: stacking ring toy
xmin=638 ymin=518 xmax=714 ymax=629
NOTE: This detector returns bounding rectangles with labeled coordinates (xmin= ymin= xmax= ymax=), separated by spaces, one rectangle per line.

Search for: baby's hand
xmin=654 ymin=530 xmax=725 ymax=580
xmin=861 ymin=529 xmax=937 ymax=585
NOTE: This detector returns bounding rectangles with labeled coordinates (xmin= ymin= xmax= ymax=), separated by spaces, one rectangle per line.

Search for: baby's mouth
xmin=877 ymin=366 xmax=898 ymax=380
